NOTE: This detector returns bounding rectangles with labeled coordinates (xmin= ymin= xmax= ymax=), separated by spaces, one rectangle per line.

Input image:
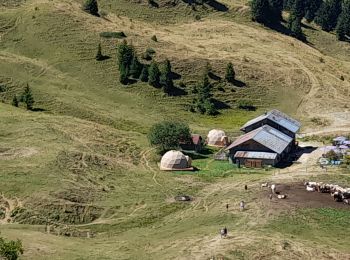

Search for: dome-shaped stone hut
xmin=160 ymin=150 xmax=193 ymax=171
xmin=207 ymin=129 xmax=228 ymax=147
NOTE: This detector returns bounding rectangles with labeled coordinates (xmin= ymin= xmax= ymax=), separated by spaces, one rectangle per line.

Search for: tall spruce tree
xmin=288 ymin=15 xmax=304 ymax=40
xmin=160 ymin=59 xmax=174 ymax=95
xmin=148 ymin=62 xmax=160 ymax=87
xmin=269 ymin=0 xmax=284 ymax=21
xmin=140 ymin=66 xmax=149 ymax=82
xmin=83 ymin=0 xmax=99 ymax=16
xmin=305 ymin=0 xmax=323 ymax=22
xmin=129 ymin=55 xmax=142 ymax=79
xmin=336 ymin=0 xmax=350 ymax=41
xmin=225 ymin=62 xmax=235 ymax=83
xmin=251 ymin=0 xmax=272 ymax=24
xmin=117 ymin=40 xmax=134 ymax=70
xmin=119 ymin=65 xmax=128 ymax=85
xmin=22 ymin=84 xmax=34 ymax=110
xmin=194 ymin=72 xmax=217 ymax=115
xmin=315 ymin=0 xmax=342 ymax=32
xmin=288 ymin=0 xmax=305 ymax=40
xmin=117 ymin=40 xmax=134 ymax=84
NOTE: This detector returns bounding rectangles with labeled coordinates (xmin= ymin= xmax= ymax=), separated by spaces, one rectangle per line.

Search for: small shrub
xmin=141 ymin=52 xmax=152 ymax=61
xmin=0 ymin=236 xmax=24 ymax=260
xmin=151 ymin=35 xmax=158 ymax=42
xmin=340 ymin=75 xmax=345 ymax=81
xmin=99 ymin=31 xmax=126 ymax=39
xmin=195 ymin=14 xmax=201 ymax=21
xmin=319 ymin=57 xmax=325 ymax=63
xmin=146 ymin=48 xmax=156 ymax=55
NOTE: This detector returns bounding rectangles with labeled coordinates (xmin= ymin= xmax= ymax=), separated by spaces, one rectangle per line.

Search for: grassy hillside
xmin=0 ymin=0 xmax=350 ymax=259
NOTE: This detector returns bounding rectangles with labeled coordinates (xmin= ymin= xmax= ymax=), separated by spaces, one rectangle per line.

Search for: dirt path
xmin=0 ymin=195 xmax=21 ymax=224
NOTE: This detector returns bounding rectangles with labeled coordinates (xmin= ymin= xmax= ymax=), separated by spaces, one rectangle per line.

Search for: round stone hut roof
xmin=207 ymin=129 xmax=227 ymax=146
xmin=160 ymin=150 xmax=191 ymax=170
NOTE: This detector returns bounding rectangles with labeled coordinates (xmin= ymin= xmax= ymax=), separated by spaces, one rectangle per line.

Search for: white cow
xmin=306 ymin=186 xmax=315 ymax=192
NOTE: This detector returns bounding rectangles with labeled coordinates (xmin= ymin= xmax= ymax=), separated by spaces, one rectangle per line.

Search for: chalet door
xmin=245 ymin=159 xmax=262 ymax=168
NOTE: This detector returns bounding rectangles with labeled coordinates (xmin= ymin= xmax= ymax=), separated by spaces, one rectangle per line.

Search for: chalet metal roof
xmin=226 ymin=125 xmax=293 ymax=154
xmin=234 ymin=151 xmax=278 ymax=160
xmin=241 ymin=109 xmax=301 ymax=133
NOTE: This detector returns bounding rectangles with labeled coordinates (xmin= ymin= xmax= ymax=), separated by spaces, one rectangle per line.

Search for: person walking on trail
xmin=240 ymin=201 xmax=245 ymax=211
xmin=244 ymin=185 xmax=247 ymax=191
xmin=226 ymin=203 xmax=229 ymax=212
xmin=220 ymin=227 xmax=227 ymax=238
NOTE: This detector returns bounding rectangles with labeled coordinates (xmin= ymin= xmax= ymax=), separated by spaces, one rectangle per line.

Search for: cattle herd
xmin=304 ymin=181 xmax=350 ymax=205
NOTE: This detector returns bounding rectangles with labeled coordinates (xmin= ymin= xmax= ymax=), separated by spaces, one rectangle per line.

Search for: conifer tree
xmin=95 ymin=43 xmax=103 ymax=61
xmin=160 ymin=59 xmax=174 ymax=95
xmin=251 ymin=0 xmax=272 ymax=24
xmin=225 ymin=62 xmax=235 ymax=83
xmin=140 ymin=66 xmax=149 ymax=82
xmin=11 ymin=95 xmax=18 ymax=107
xmin=117 ymin=40 xmax=134 ymax=70
xmin=336 ymin=0 xmax=350 ymax=41
xmin=22 ymin=84 xmax=34 ymax=110
xmin=269 ymin=0 xmax=284 ymax=21
xmin=194 ymin=72 xmax=217 ymax=115
xmin=148 ymin=62 xmax=160 ymax=87
xmin=119 ymin=65 xmax=129 ymax=85
xmin=305 ymin=0 xmax=323 ymax=22
xmin=315 ymin=0 xmax=342 ymax=32
xmin=129 ymin=55 xmax=142 ymax=78
xmin=288 ymin=15 xmax=304 ymax=40
xmin=117 ymin=40 xmax=134 ymax=84
xmin=83 ymin=0 xmax=99 ymax=16
xmin=199 ymin=74 xmax=212 ymax=101
xmin=288 ymin=0 xmax=305 ymax=40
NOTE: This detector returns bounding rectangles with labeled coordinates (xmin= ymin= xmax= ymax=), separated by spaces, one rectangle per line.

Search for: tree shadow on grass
xmin=232 ymin=79 xmax=246 ymax=88
xmin=208 ymin=72 xmax=221 ymax=81
xmin=170 ymin=71 xmax=181 ymax=80
xmin=31 ymin=108 xmax=46 ymax=112
xmin=212 ymin=98 xmax=231 ymax=110
xmin=97 ymin=55 xmax=111 ymax=61
xmin=170 ymin=86 xmax=188 ymax=96
xmin=205 ymin=0 xmax=228 ymax=12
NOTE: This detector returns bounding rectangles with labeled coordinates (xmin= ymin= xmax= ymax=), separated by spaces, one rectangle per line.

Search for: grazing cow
xmin=342 ymin=192 xmax=350 ymax=199
xmin=306 ymin=186 xmax=315 ymax=192
xmin=261 ymin=183 xmax=268 ymax=188
xmin=277 ymin=195 xmax=287 ymax=199
xmin=333 ymin=192 xmax=343 ymax=202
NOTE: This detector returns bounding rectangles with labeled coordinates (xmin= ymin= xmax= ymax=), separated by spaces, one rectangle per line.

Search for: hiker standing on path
xmin=240 ymin=201 xmax=245 ymax=211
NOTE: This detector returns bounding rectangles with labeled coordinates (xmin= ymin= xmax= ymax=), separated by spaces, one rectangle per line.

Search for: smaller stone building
xmin=207 ymin=129 xmax=229 ymax=147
